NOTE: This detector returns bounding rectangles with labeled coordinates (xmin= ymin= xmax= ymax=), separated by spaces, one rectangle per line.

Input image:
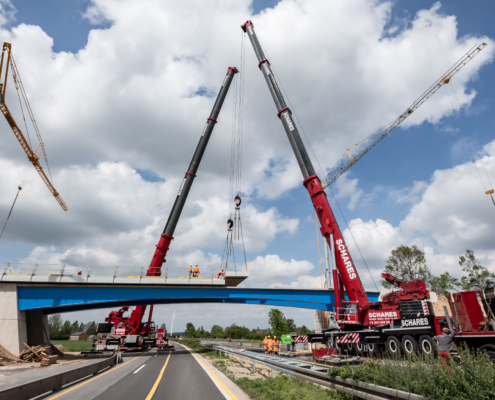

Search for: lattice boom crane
xmin=321 ymin=42 xmax=487 ymax=188
xmin=0 ymin=42 xmax=67 ymax=211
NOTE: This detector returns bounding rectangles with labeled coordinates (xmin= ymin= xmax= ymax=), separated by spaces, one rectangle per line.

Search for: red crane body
xmin=105 ymin=67 xmax=239 ymax=335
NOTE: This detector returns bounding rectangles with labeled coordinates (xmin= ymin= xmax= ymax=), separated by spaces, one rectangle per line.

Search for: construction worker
xmin=193 ymin=264 xmax=200 ymax=277
xmin=273 ymin=336 xmax=279 ymax=356
xmin=179 ymin=335 xmax=183 ymax=344
xmin=188 ymin=264 xmax=193 ymax=278
xmin=267 ymin=335 xmax=273 ymax=355
xmin=263 ymin=336 xmax=268 ymax=353
xmin=77 ymin=270 xmax=82 ymax=276
xmin=216 ymin=269 xmax=225 ymax=279
xmin=434 ymin=326 xmax=457 ymax=367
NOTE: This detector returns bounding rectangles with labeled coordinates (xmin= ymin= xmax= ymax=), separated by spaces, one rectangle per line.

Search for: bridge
xmin=0 ymin=265 xmax=380 ymax=356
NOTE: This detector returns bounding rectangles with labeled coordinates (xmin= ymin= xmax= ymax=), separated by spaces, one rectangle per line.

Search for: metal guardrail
xmin=203 ymin=344 xmax=426 ymax=400
xmin=0 ymin=350 xmax=121 ymax=400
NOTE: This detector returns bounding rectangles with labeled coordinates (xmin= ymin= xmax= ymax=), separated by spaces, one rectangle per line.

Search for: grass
xmin=328 ymin=344 xmax=495 ymax=400
xmin=236 ymin=375 xmax=344 ymax=400
xmin=51 ymin=340 xmax=93 ymax=352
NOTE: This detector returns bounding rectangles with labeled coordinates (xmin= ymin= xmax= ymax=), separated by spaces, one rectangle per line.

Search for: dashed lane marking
xmin=133 ymin=364 xmax=146 ymax=373
xmin=47 ymin=350 xmax=151 ymax=399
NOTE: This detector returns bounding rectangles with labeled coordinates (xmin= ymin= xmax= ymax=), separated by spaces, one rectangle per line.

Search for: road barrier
xmin=203 ymin=343 xmax=426 ymax=400
xmin=0 ymin=350 xmax=121 ymax=400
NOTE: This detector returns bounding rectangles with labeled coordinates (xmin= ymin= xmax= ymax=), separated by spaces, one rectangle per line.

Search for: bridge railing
xmin=0 ymin=263 xmax=236 ymax=281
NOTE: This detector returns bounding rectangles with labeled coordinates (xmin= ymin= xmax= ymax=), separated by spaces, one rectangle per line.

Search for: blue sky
xmin=1 ymin=0 xmax=494 ymax=331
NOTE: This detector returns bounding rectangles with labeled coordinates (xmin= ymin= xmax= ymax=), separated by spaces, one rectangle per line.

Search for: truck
xmin=93 ymin=66 xmax=238 ymax=351
xmin=241 ymin=20 xmax=495 ymax=360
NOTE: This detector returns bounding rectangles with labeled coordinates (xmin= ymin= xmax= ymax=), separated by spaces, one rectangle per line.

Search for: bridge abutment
xmin=0 ymin=283 xmax=49 ymax=356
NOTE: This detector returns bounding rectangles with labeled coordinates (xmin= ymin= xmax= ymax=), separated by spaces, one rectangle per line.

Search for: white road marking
xmin=133 ymin=364 xmax=146 ymax=374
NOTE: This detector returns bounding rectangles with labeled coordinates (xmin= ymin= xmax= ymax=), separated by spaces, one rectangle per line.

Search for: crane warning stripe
xmin=336 ymin=333 xmax=360 ymax=344
xmin=293 ymin=335 xmax=308 ymax=343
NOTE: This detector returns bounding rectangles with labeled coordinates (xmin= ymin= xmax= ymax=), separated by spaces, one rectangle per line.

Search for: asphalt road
xmin=39 ymin=344 xmax=233 ymax=400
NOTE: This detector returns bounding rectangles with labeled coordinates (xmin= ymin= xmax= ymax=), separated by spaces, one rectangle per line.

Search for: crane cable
xmin=315 ymin=210 xmax=323 ymax=289
xmin=443 ymin=83 xmax=495 ymax=207
xmin=222 ymin=32 xmax=248 ymax=272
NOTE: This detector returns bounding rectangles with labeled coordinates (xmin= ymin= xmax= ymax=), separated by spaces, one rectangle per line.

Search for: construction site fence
xmin=0 ymin=263 xmax=233 ymax=280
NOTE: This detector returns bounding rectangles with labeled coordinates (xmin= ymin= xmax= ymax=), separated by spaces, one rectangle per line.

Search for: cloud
xmin=342 ymin=139 xmax=495 ymax=284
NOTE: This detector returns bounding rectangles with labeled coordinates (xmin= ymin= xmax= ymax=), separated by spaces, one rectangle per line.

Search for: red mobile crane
xmin=98 ymin=67 xmax=239 ymax=348
xmin=242 ymin=21 xmax=495 ymax=359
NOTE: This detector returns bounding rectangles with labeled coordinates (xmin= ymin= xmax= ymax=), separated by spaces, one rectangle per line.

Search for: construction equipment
xmin=101 ymin=66 xmax=239 ymax=343
xmin=242 ymin=20 xmax=495 ymax=359
xmin=0 ymin=42 xmax=67 ymax=211
xmin=321 ymin=42 xmax=487 ymax=188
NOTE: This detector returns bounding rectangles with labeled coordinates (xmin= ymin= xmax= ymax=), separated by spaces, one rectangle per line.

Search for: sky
xmin=0 ymin=0 xmax=494 ymax=333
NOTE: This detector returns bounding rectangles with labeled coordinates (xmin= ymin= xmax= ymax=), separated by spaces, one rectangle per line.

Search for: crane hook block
xmin=234 ymin=195 xmax=241 ymax=207
xmin=227 ymin=218 xmax=234 ymax=230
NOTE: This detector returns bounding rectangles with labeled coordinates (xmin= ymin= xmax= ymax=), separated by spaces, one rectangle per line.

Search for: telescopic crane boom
xmin=241 ymin=21 xmax=369 ymax=314
xmin=107 ymin=66 xmax=239 ymax=335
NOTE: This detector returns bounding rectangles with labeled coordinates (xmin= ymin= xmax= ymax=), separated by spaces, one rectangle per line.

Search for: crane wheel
xmin=402 ymin=335 xmax=418 ymax=355
xmin=386 ymin=336 xmax=403 ymax=356
xmin=418 ymin=335 xmax=437 ymax=356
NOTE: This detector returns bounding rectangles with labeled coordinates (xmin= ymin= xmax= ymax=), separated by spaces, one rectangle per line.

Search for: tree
xmin=79 ymin=322 xmax=86 ymax=332
xmin=428 ymin=272 xmax=460 ymax=295
xmin=268 ymin=309 xmax=288 ymax=337
xmin=459 ymin=276 xmax=476 ymax=291
xmin=225 ymin=324 xmax=250 ymax=339
xmin=70 ymin=320 xmax=80 ymax=334
xmin=296 ymin=325 xmax=312 ymax=335
xmin=48 ymin=314 xmax=63 ymax=338
xmin=186 ymin=322 xmax=196 ymax=337
xmin=286 ymin=319 xmax=296 ymax=332
xmin=60 ymin=320 xmax=71 ymax=336
xmin=211 ymin=325 xmax=223 ymax=336
xmin=459 ymin=249 xmax=495 ymax=322
xmin=160 ymin=323 xmax=166 ymax=330
xmin=86 ymin=321 xmax=97 ymax=335
xmin=381 ymin=245 xmax=431 ymax=288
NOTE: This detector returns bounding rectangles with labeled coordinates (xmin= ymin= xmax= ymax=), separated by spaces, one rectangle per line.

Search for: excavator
xmin=95 ymin=66 xmax=239 ymax=350
xmin=241 ymin=20 xmax=495 ymax=360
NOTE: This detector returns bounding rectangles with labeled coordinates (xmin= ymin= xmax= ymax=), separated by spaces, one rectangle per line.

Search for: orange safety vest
xmin=267 ymin=339 xmax=273 ymax=351
xmin=263 ymin=338 xmax=267 ymax=349
xmin=273 ymin=339 xmax=279 ymax=351
xmin=188 ymin=266 xmax=192 ymax=273
xmin=179 ymin=336 xmax=182 ymax=340
xmin=193 ymin=267 xmax=199 ymax=276
xmin=216 ymin=270 xmax=224 ymax=279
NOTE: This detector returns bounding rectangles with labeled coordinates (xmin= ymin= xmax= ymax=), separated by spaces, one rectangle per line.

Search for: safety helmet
xmin=442 ymin=327 xmax=450 ymax=332
xmin=274 ymin=336 xmax=276 ymax=339
xmin=265 ymin=336 xmax=267 ymax=338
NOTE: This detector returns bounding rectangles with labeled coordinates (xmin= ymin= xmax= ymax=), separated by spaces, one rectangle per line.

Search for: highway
xmin=39 ymin=344 xmax=246 ymax=400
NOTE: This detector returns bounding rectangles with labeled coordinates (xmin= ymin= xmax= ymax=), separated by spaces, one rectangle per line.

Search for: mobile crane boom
xmin=108 ymin=66 xmax=239 ymax=335
xmin=241 ymin=21 xmax=369 ymax=308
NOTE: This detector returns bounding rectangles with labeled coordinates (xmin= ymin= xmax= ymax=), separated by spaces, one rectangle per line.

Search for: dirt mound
xmin=0 ymin=344 xmax=24 ymax=364
xmin=54 ymin=344 xmax=70 ymax=353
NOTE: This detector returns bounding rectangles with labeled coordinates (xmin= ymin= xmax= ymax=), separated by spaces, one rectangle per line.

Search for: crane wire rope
xmin=222 ymin=33 xmax=248 ymax=272
xmin=314 ymin=210 xmax=323 ymax=289
xmin=443 ymin=84 xmax=494 ymax=207
xmin=327 ymin=185 xmax=379 ymax=292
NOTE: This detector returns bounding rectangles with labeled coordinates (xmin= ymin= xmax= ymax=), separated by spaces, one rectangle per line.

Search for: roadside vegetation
xmin=328 ymin=344 xmax=495 ymax=400
xmin=51 ymin=340 xmax=93 ymax=352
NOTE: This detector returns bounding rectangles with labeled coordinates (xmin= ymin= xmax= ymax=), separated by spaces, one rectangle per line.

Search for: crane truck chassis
xmin=241 ymin=20 xmax=495 ymax=362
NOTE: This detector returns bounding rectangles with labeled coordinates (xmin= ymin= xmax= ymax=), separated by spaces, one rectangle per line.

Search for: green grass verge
xmin=51 ymin=340 xmax=93 ymax=352
xmin=328 ymin=344 xmax=495 ymax=400
xmin=236 ymin=375 xmax=343 ymax=400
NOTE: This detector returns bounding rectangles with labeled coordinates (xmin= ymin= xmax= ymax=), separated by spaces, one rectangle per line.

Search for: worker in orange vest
xmin=263 ymin=336 xmax=268 ymax=353
xmin=188 ymin=264 xmax=193 ymax=278
xmin=216 ymin=269 xmax=225 ymax=279
xmin=179 ymin=336 xmax=183 ymax=344
xmin=267 ymin=335 xmax=273 ymax=355
xmin=273 ymin=336 xmax=279 ymax=356
xmin=193 ymin=265 xmax=200 ymax=277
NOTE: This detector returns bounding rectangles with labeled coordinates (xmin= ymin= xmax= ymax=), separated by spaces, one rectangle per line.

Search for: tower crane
xmin=0 ymin=42 xmax=67 ymax=211
xmin=321 ymin=42 xmax=487 ymax=188
xmin=104 ymin=66 xmax=239 ymax=336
